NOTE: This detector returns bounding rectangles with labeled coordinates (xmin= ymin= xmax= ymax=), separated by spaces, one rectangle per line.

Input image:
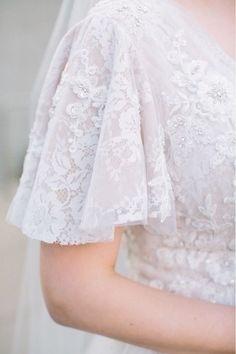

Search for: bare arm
xmin=40 ymin=227 xmax=235 ymax=354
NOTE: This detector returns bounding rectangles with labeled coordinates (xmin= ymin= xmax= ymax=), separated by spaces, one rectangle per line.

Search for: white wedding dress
xmin=5 ymin=0 xmax=235 ymax=353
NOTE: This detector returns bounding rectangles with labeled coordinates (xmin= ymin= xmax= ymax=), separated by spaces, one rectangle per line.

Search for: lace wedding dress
xmin=5 ymin=0 xmax=235 ymax=353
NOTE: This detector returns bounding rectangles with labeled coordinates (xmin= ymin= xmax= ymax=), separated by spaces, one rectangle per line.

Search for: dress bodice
xmin=115 ymin=0 xmax=235 ymax=306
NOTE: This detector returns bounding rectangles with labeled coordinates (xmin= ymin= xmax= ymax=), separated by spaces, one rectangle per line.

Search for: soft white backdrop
xmin=0 ymin=0 xmax=61 ymax=183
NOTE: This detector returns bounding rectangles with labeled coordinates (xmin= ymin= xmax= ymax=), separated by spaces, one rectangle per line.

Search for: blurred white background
xmin=0 ymin=1 xmax=61 ymax=352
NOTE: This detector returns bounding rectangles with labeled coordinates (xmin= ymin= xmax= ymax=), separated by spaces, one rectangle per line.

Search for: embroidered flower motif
xmin=197 ymin=73 xmax=234 ymax=116
xmin=166 ymin=115 xmax=186 ymax=135
xmin=164 ymin=28 xmax=235 ymax=169
xmin=71 ymin=73 xmax=91 ymax=98
xmin=28 ymin=196 xmax=67 ymax=239
xmin=89 ymin=0 xmax=149 ymax=38
xmin=66 ymin=102 xmax=84 ymax=119
xmin=92 ymin=86 xmax=108 ymax=106
xmin=185 ymin=60 xmax=208 ymax=82
xmin=171 ymin=60 xmax=208 ymax=90
xmin=63 ymin=47 xmax=110 ymax=153
xmin=191 ymin=119 xmax=213 ymax=145
xmin=211 ymin=132 xmax=236 ymax=168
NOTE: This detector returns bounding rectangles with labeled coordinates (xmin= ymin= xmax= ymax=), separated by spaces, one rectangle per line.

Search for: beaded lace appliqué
xmin=6 ymin=9 xmax=174 ymax=245
xmin=162 ymin=29 xmax=236 ymax=169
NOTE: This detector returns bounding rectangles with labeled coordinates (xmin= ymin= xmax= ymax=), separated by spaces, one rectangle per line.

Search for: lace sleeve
xmin=5 ymin=13 xmax=176 ymax=245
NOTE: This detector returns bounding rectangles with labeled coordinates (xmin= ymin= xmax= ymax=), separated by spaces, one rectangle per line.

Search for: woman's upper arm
xmin=39 ymin=226 xmax=124 ymax=319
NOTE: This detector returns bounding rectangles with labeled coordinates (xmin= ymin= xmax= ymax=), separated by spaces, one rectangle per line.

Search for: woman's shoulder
xmin=68 ymin=0 xmax=160 ymax=47
xmin=86 ymin=0 xmax=150 ymax=32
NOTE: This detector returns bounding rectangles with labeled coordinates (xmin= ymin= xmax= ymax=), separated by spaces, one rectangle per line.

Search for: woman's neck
xmin=173 ymin=0 xmax=235 ymax=60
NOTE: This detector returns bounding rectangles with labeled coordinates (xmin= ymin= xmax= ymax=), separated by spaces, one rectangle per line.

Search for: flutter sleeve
xmin=5 ymin=13 xmax=176 ymax=245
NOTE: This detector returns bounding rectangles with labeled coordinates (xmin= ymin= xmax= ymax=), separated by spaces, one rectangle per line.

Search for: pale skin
xmin=175 ymin=0 xmax=235 ymax=60
xmin=40 ymin=1 xmax=235 ymax=354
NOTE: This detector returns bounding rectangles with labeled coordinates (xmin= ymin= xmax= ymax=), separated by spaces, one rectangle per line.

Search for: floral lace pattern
xmin=123 ymin=11 xmax=235 ymax=306
xmin=162 ymin=29 xmax=235 ymax=168
xmin=5 ymin=6 xmax=174 ymax=245
xmin=160 ymin=29 xmax=235 ymax=241
xmin=5 ymin=0 xmax=235 ymax=308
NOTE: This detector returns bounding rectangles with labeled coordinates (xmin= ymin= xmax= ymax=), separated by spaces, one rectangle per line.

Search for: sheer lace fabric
xmin=5 ymin=0 xmax=235 ymax=311
xmin=6 ymin=1 xmax=178 ymax=245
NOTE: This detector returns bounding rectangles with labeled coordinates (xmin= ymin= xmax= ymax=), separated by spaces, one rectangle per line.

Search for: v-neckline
xmin=164 ymin=0 xmax=236 ymax=67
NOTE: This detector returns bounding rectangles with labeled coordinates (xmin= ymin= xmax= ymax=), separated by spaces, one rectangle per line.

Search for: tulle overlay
xmin=5 ymin=7 xmax=176 ymax=245
xmin=5 ymin=0 xmax=235 ymax=353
